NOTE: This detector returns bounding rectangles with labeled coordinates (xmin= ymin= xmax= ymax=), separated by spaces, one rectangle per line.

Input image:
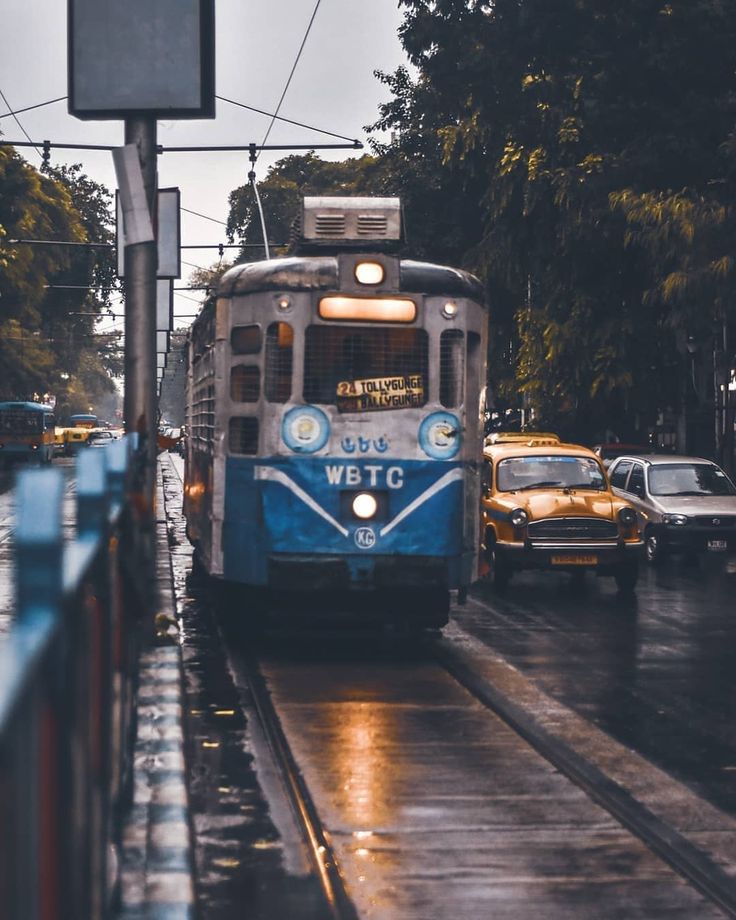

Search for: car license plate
xmin=551 ymin=554 xmax=597 ymax=565
xmin=707 ymin=540 xmax=728 ymax=552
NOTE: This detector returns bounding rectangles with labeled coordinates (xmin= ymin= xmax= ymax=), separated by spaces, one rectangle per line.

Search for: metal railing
xmin=0 ymin=436 xmax=145 ymax=920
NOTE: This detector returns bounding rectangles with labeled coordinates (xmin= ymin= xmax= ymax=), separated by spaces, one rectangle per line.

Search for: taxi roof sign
xmin=485 ymin=432 xmax=561 ymax=447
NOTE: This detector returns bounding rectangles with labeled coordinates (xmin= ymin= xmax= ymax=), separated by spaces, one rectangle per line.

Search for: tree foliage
xmin=373 ymin=0 xmax=736 ymax=442
xmin=0 ymin=147 xmax=120 ymax=416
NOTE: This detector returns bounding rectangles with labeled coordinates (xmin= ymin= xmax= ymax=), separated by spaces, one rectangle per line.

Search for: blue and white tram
xmin=183 ymin=197 xmax=487 ymax=627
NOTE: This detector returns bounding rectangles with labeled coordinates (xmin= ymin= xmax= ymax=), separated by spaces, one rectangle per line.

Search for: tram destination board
xmin=336 ymin=374 xmax=424 ymax=412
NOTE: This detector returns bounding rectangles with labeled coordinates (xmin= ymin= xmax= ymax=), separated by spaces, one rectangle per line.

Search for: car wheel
xmin=489 ymin=546 xmax=512 ymax=594
xmin=645 ymin=529 xmax=665 ymax=566
xmin=614 ymin=561 xmax=639 ymax=595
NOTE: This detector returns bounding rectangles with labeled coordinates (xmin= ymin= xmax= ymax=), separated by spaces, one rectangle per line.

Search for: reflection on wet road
xmin=456 ymin=558 xmax=736 ymax=817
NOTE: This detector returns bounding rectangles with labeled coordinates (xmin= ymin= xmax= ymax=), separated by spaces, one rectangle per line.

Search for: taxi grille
xmin=527 ymin=517 xmax=618 ymax=540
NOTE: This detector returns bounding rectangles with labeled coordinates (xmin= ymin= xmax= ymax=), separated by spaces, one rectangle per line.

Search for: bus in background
xmin=69 ymin=413 xmax=98 ymax=429
xmin=0 ymin=401 xmax=55 ymax=467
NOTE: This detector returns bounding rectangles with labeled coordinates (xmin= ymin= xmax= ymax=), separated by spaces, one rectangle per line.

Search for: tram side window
xmin=440 ymin=329 xmax=465 ymax=408
xmin=231 ymin=366 xmax=260 ymax=402
xmin=231 ymin=325 xmax=262 ymax=355
xmin=265 ymin=322 xmax=293 ymax=403
xmin=229 ymin=417 xmax=259 ymax=455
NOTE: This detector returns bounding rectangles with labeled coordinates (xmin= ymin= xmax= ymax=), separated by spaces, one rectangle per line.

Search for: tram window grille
xmin=229 ymin=417 xmax=259 ymax=455
xmin=440 ymin=329 xmax=465 ymax=408
xmin=230 ymin=365 xmax=260 ymax=402
xmin=265 ymin=322 xmax=293 ymax=402
xmin=231 ymin=325 xmax=262 ymax=355
xmin=303 ymin=326 xmax=428 ymax=407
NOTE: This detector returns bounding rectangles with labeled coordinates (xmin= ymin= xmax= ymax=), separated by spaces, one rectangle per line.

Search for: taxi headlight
xmin=510 ymin=508 xmax=528 ymax=527
xmin=352 ymin=492 xmax=378 ymax=520
xmin=663 ymin=513 xmax=688 ymax=526
xmin=618 ymin=507 xmax=637 ymax=526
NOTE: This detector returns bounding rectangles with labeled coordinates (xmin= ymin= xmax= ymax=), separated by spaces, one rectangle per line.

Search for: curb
xmin=118 ymin=461 xmax=195 ymax=920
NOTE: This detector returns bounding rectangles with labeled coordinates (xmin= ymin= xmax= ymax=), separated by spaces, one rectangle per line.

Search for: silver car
xmin=608 ymin=454 xmax=736 ymax=563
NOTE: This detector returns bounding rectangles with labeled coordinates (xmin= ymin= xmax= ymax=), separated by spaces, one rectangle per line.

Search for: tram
xmin=183 ymin=197 xmax=487 ymax=627
xmin=0 ymin=401 xmax=55 ymax=466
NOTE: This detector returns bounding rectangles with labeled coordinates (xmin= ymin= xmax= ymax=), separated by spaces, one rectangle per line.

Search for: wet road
xmin=160 ymin=455 xmax=736 ymax=918
xmin=455 ymin=558 xmax=736 ymax=819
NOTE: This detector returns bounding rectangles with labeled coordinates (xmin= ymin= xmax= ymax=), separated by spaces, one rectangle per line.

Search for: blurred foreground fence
xmin=0 ymin=435 xmax=146 ymax=920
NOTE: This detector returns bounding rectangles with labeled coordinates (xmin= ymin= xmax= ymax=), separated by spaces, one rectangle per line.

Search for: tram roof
xmin=217 ymin=256 xmax=485 ymax=304
xmin=0 ymin=400 xmax=53 ymax=412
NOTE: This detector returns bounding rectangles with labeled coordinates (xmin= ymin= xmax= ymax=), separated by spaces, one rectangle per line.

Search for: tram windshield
xmin=304 ymin=326 xmax=428 ymax=411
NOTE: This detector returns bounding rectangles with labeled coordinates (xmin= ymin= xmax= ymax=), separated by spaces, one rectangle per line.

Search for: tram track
xmin=430 ymin=629 xmax=736 ymax=919
xmin=245 ymin=659 xmax=360 ymax=920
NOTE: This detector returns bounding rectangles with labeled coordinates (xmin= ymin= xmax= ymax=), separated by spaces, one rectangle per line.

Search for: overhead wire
xmin=0 ymin=95 xmax=67 ymax=120
xmin=0 ymin=87 xmax=42 ymax=157
xmin=257 ymin=0 xmax=323 ymax=157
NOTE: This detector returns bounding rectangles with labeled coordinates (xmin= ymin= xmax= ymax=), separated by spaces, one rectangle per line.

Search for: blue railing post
xmin=77 ymin=448 xmax=108 ymax=535
xmin=15 ymin=468 xmax=64 ymax=620
xmin=106 ymin=436 xmax=130 ymax=508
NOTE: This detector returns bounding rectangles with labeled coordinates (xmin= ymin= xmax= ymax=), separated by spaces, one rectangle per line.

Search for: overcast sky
xmin=1 ymin=0 xmax=408 ymax=330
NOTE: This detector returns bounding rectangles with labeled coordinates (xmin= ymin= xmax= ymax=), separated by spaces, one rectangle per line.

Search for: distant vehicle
xmin=157 ymin=427 xmax=182 ymax=452
xmin=69 ymin=413 xmax=98 ymax=429
xmin=0 ymin=401 xmax=55 ymax=466
xmin=53 ymin=427 xmax=67 ymax=456
xmin=608 ymin=454 xmax=736 ymax=564
xmin=64 ymin=427 xmax=92 ymax=455
xmin=593 ymin=443 xmax=648 ymax=469
xmin=480 ymin=439 xmax=642 ymax=593
xmin=87 ymin=429 xmax=115 ymax=448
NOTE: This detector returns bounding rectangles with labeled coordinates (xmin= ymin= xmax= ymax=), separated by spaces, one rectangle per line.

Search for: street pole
xmin=123 ymin=116 xmax=157 ymax=619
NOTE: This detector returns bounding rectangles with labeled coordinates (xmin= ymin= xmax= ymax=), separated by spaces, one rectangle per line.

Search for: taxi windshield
xmin=497 ymin=455 xmax=606 ymax=492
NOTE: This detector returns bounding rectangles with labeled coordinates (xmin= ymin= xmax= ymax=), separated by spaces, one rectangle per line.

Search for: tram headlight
xmin=354 ymin=261 xmax=385 ymax=285
xmin=352 ymin=492 xmax=378 ymax=520
xmin=510 ymin=508 xmax=528 ymax=527
xmin=441 ymin=301 xmax=459 ymax=319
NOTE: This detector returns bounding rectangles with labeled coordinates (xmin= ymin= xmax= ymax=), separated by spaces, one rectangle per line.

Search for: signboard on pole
xmin=116 ymin=188 xmax=181 ymax=279
xmin=68 ymin=0 xmax=215 ymax=119
xmin=156 ymin=280 xmax=174 ymax=332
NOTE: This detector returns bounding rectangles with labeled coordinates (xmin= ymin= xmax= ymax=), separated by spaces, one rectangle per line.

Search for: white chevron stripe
xmin=255 ymin=466 xmax=350 ymax=537
xmin=380 ymin=468 xmax=463 ymax=537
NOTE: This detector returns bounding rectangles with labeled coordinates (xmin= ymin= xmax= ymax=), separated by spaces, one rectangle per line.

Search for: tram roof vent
xmin=294 ymin=197 xmax=403 ymax=252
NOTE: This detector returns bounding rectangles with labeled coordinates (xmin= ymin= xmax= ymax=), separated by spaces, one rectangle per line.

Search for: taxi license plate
xmin=707 ymin=540 xmax=728 ymax=552
xmin=551 ymin=554 xmax=597 ymax=565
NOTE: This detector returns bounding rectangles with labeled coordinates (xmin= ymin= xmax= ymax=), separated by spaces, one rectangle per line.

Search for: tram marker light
xmin=355 ymin=261 xmax=385 ymax=285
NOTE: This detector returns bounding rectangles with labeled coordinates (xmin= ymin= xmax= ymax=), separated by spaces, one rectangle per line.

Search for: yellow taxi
xmin=480 ymin=437 xmax=642 ymax=593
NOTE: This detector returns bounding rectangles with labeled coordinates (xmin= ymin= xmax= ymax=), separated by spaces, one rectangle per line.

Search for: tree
xmin=373 ymin=0 xmax=736 ymax=446
xmin=226 ymin=153 xmax=394 ymax=260
xmin=0 ymin=146 xmax=120 ymax=413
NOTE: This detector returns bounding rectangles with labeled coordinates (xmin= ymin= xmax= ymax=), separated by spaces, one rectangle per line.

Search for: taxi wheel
xmin=644 ymin=529 xmax=665 ymax=566
xmin=489 ymin=547 xmax=511 ymax=594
